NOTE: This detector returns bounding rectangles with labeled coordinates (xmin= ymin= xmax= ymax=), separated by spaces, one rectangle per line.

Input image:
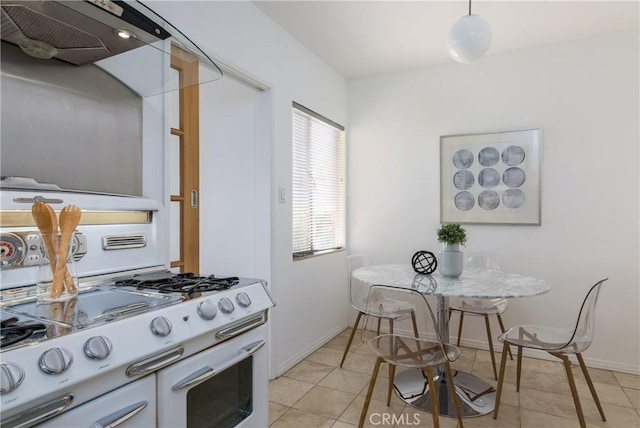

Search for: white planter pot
xmin=439 ymin=243 xmax=463 ymax=277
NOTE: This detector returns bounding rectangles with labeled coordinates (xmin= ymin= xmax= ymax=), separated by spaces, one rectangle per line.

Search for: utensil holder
xmin=36 ymin=235 xmax=78 ymax=303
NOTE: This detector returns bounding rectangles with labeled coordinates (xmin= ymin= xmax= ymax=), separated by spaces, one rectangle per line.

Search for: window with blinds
xmin=292 ymin=102 xmax=345 ymax=259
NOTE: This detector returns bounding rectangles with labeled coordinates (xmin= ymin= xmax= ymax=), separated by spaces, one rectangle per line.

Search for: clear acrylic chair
xmin=358 ymin=285 xmax=464 ymax=428
xmin=493 ymin=278 xmax=608 ymax=428
xmin=448 ymin=254 xmax=512 ymax=379
xmin=341 ymin=254 xmax=418 ymax=367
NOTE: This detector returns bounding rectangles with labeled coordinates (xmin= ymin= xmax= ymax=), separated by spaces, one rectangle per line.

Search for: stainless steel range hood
xmin=0 ymin=0 xmax=222 ymax=96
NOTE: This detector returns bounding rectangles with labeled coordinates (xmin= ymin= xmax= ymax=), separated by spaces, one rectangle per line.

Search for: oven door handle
xmin=171 ymin=366 xmax=216 ymax=391
xmin=171 ymin=340 xmax=265 ymax=391
xmin=91 ymin=400 xmax=148 ymax=428
xmin=1 ymin=394 xmax=73 ymax=428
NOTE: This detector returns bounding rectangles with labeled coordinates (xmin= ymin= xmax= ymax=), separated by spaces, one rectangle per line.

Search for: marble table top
xmin=352 ymin=264 xmax=550 ymax=299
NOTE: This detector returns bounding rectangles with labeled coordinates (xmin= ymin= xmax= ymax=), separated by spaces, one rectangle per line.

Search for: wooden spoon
xmin=56 ymin=205 xmax=82 ymax=295
xmin=49 ymin=302 xmax=71 ymax=336
xmin=31 ymin=202 xmax=63 ymax=299
xmin=43 ymin=204 xmax=76 ymax=295
xmin=63 ymin=297 xmax=77 ymax=327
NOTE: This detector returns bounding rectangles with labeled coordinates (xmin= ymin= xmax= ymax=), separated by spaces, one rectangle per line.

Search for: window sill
xmin=292 ymin=247 xmax=346 ymax=261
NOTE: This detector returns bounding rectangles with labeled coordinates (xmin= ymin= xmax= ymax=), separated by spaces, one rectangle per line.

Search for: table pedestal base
xmin=394 ymin=368 xmax=496 ymax=417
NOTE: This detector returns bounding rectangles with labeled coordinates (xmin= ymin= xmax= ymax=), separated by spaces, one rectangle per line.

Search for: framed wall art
xmin=440 ymin=129 xmax=541 ymax=225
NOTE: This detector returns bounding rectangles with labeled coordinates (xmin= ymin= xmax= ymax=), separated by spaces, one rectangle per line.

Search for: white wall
xmin=348 ymin=30 xmax=639 ymax=373
xmin=143 ymin=1 xmax=348 ymax=377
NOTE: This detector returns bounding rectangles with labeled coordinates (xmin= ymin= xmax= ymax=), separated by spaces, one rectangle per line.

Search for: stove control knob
xmin=39 ymin=348 xmax=73 ymax=375
xmin=218 ymin=297 xmax=235 ymax=314
xmin=84 ymin=336 xmax=113 ymax=360
xmin=1 ymin=362 xmax=25 ymax=394
xmin=197 ymin=299 xmax=218 ymax=320
xmin=150 ymin=316 xmax=172 ymax=337
xmin=236 ymin=292 xmax=251 ymax=308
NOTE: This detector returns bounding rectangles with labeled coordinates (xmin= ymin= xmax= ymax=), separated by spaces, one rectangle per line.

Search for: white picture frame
xmin=440 ymin=129 xmax=541 ymax=225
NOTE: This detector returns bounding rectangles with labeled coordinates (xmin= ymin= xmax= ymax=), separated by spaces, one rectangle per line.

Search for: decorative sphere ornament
xmin=412 ymin=251 xmax=437 ymax=275
xmin=448 ymin=14 xmax=492 ymax=63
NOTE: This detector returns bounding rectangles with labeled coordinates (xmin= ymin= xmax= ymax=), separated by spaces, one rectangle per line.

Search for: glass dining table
xmin=351 ymin=264 xmax=550 ymax=418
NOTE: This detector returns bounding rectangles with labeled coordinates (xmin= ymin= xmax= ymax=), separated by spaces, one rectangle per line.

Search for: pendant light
xmin=448 ymin=0 xmax=492 ymax=63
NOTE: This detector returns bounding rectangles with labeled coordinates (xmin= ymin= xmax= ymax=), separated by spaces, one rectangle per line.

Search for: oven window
xmin=187 ymin=356 xmax=253 ymax=427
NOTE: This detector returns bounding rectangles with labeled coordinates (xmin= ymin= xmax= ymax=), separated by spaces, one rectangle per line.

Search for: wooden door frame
xmin=170 ymin=46 xmax=200 ymax=273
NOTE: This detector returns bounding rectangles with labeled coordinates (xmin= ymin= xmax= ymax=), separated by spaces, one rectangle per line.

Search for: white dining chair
xmin=340 ymin=254 xmax=418 ymax=367
xmin=448 ymin=254 xmax=512 ymax=379
xmin=493 ymin=278 xmax=608 ymax=428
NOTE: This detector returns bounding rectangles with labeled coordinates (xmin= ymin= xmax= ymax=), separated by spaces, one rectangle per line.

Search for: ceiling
xmin=254 ymin=1 xmax=639 ymax=79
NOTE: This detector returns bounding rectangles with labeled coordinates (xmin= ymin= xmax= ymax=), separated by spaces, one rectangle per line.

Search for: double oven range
xmin=0 ymin=179 xmax=275 ymax=427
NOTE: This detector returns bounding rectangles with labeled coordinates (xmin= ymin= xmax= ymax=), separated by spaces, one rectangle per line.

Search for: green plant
xmin=436 ymin=223 xmax=467 ymax=246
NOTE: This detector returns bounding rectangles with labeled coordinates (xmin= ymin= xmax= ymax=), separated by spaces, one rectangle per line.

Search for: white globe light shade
xmin=448 ymin=14 xmax=492 ymax=63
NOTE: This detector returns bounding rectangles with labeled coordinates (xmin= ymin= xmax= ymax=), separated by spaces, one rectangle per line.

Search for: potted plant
xmin=436 ymin=223 xmax=467 ymax=277
xmin=437 ymin=223 xmax=467 ymax=250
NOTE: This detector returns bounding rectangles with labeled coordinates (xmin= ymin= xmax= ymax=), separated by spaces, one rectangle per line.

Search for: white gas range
xmin=0 ymin=178 xmax=275 ymax=427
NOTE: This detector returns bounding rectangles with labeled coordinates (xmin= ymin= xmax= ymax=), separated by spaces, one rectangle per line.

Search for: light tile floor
xmin=269 ymin=328 xmax=640 ymax=428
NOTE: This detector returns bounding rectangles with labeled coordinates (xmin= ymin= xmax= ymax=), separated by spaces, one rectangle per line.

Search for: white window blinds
xmin=292 ymin=102 xmax=345 ymax=258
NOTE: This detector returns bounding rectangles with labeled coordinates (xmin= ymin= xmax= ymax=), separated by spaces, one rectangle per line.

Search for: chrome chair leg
xmin=340 ymin=311 xmax=363 ymax=367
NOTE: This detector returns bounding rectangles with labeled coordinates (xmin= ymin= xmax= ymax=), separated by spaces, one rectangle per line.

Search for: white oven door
xmin=157 ymin=323 xmax=269 ymax=428
xmin=38 ymin=375 xmax=156 ymax=428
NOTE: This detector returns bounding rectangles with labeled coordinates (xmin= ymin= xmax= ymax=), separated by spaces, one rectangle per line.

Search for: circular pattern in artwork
xmin=478 ymin=147 xmax=500 ymax=167
xmin=503 ymin=167 xmax=526 ymax=188
xmin=503 ymin=188 xmax=526 ymax=209
xmin=453 ymin=170 xmax=474 ymax=190
xmin=452 ymin=149 xmax=474 ymax=169
xmin=478 ymin=190 xmax=500 ymax=210
xmin=501 ymin=145 xmax=526 ymax=166
xmin=454 ymin=191 xmax=475 ymax=211
xmin=478 ymin=168 xmax=500 ymax=188
xmin=412 ymin=250 xmax=437 ymax=274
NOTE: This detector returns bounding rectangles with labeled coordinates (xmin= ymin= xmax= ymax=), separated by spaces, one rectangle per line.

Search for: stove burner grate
xmin=114 ymin=273 xmax=239 ymax=297
xmin=1 ymin=317 xmax=48 ymax=347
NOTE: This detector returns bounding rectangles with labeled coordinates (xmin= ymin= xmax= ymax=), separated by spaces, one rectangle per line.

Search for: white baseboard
xmin=273 ymin=322 xmax=347 ymax=379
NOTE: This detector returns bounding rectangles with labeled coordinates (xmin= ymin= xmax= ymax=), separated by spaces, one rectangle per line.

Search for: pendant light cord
xmin=468 ymin=0 xmax=472 ymax=15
